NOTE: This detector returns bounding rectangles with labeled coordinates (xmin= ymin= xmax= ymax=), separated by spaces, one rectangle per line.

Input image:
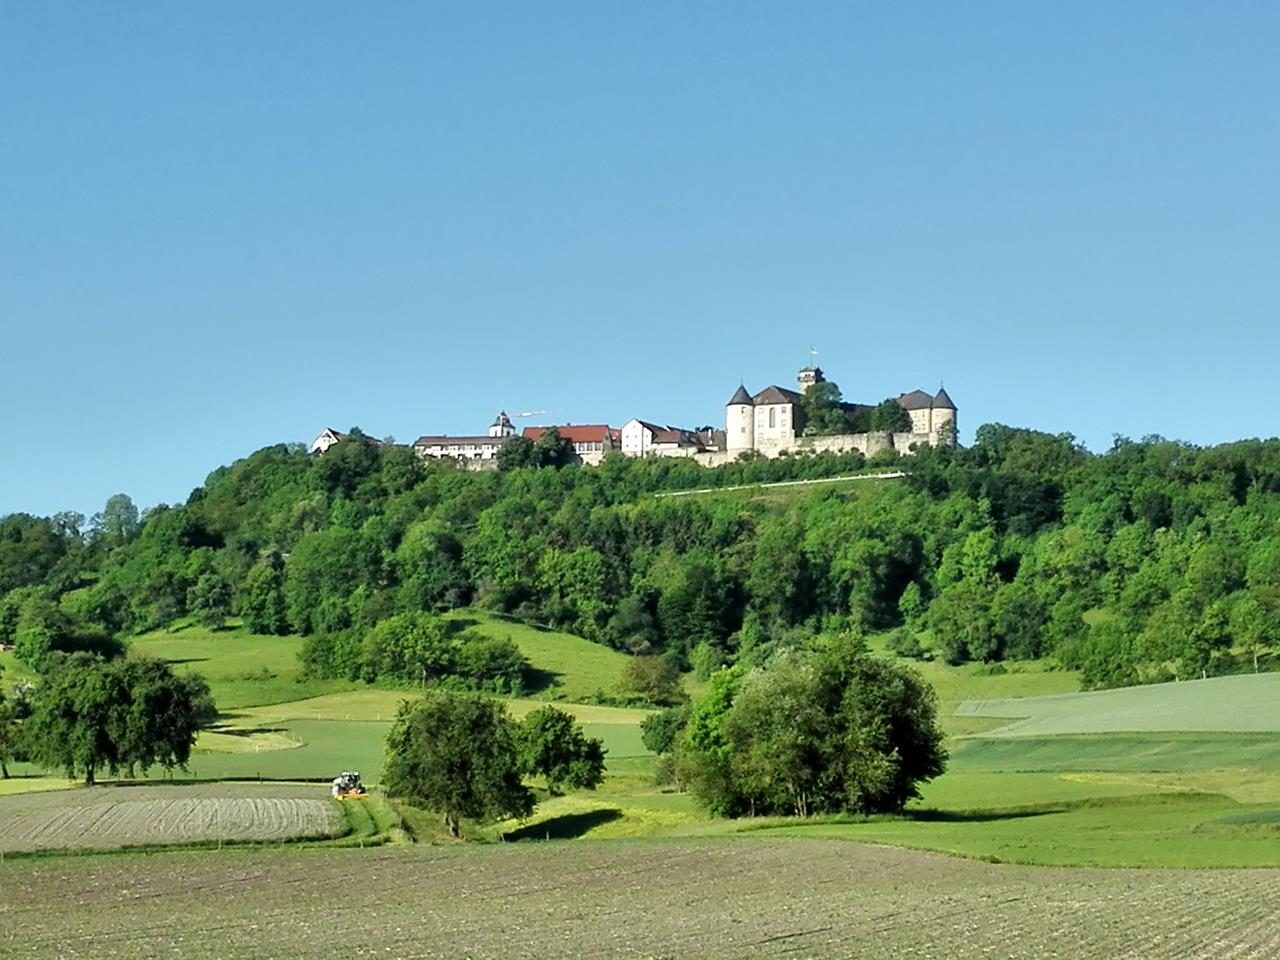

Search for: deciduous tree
xmin=25 ymin=655 xmax=209 ymax=785
xmin=518 ymin=705 xmax=605 ymax=795
xmin=187 ymin=572 xmax=232 ymax=629
xmin=678 ymin=637 xmax=946 ymax=818
xmin=383 ymin=692 xmax=533 ymax=837
xmin=619 ymin=655 xmax=685 ymax=706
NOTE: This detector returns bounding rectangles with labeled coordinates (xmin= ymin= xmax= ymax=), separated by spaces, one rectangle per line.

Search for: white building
xmin=414 ymin=411 xmax=515 ymax=463
xmin=309 ymin=427 xmax=384 ymax=455
xmin=309 ymin=427 xmax=347 ymax=455
xmin=622 ymin=419 xmax=717 ymax=458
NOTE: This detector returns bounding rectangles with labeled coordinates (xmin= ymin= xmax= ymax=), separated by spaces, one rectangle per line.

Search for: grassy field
xmin=124 ymin=614 xmax=653 ymax=786
xmin=36 ymin=611 xmax=1280 ymax=870
xmin=0 ymin=776 xmax=77 ymax=797
xmin=4 ymin=839 xmax=1278 ymax=959
xmin=464 ymin=671 xmax=1280 ymax=865
xmin=754 ymin=791 xmax=1280 ymax=867
xmin=0 ymin=648 xmax=36 ymax=688
xmin=129 ymin=611 xmax=648 ymax=710
xmin=949 ymin=731 xmax=1280 ymax=773
xmin=443 ymin=610 xmax=635 ymax=702
xmin=177 ymin=688 xmax=653 ymax=784
xmin=956 ymin=671 xmax=1280 ymax=735
xmin=128 ymin=620 xmax=358 ymax=709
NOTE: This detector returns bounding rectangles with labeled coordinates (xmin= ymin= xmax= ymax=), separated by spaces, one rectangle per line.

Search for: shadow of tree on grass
xmin=905 ymin=805 xmax=1067 ymax=823
xmin=502 ymin=808 xmax=623 ymax=841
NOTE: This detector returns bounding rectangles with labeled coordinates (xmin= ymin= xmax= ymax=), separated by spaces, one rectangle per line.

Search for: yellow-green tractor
xmin=331 ymin=771 xmax=367 ymax=799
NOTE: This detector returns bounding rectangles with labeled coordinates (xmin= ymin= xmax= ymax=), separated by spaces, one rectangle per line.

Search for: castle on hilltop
xmin=715 ymin=366 xmax=956 ymax=463
xmin=311 ymin=365 xmax=956 ymax=466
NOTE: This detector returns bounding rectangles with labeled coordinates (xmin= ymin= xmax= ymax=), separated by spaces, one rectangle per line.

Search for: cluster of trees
xmin=5 ymin=423 xmax=1280 ymax=697
xmin=383 ymin=694 xmax=604 ymax=837
xmin=642 ymin=636 xmax=946 ymax=816
xmin=799 ymin=380 xmax=913 ymax=436
xmin=300 ymin=612 xmax=529 ymax=693
xmin=495 ymin=427 xmax=575 ymax=472
xmin=6 ymin=655 xmax=212 ymax=784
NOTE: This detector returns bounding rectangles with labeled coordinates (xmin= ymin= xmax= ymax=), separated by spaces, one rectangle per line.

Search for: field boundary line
xmin=654 ymin=471 xmax=906 ymax=498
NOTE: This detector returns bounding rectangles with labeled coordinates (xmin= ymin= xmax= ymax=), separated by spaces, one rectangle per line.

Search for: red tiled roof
xmin=523 ymin=425 xmax=613 ymax=444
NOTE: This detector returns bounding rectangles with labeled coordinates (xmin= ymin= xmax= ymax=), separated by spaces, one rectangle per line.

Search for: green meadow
xmin=10 ymin=615 xmax=1261 ymax=867
xmin=955 ymin=670 xmax=1280 ymax=735
xmin=118 ymin=615 xmax=651 ymax=788
xmin=129 ymin=620 xmax=358 ymax=709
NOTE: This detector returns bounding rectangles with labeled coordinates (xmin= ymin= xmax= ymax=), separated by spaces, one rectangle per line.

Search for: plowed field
xmin=3 ymin=839 xmax=1279 ymax=959
xmin=0 ymin=784 xmax=340 ymax=853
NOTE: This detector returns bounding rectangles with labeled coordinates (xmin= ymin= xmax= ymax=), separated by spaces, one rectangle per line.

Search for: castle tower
xmin=797 ymin=366 xmax=825 ymax=393
xmin=488 ymin=411 xmax=515 ymax=439
xmin=931 ymin=388 xmax=956 ymax=442
xmin=725 ymin=385 xmax=755 ymax=455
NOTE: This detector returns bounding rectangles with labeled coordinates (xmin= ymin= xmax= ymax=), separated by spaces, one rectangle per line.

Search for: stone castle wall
xmin=694 ymin=430 xmax=940 ymax=467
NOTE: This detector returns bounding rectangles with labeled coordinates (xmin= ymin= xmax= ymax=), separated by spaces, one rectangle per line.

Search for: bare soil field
xmin=0 ymin=783 xmax=340 ymax=853
xmin=3 ymin=838 xmax=1279 ymax=959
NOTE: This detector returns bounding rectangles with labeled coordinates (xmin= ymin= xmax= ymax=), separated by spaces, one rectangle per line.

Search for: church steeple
xmin=488 ymin=411 xmax=515 ymax=438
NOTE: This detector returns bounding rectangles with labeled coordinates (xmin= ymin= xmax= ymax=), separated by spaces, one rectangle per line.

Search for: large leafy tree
xmin=187 ymin=572 xmax=232 ymax=629
xmin=394 ymin=523 xmax=470 ymax=612
xmin=90 ymin=493 xmax=140 ymax=548
xmin=10 ymin=591 xmax=123 ymax=667
xmin=25 ymin=655 xmax=210 ymax=785
xmin=360 ymin=612 xmax=454 ymax=684
xmin=533 ymin=427 xmax=575 ymax=469
xmin=799 ymin=381 xmax=853 ymax=436
xmin=283 ymin=527 xmax=377 ymax=634
xmin=383 ymin=692 xmax=534 ymax=837
xmin=618 ymin=655 xmax=685 ymax=706
xmin=496 ymin=435 xmax=538 ymax=472
xmin=639 ymin=704 xmax=690 ymax=756
xmin=518 ymin=705 xmax=605 ymax=795
xmin=678 ymin=636 xmax=946 ymax=817
xmin=0 ymin=514 xmax=77 ymax=595
xmin=241 ymin=553 xmax=288 ymax=635
xmin=870 ymin=399 xmax=912 ymax=432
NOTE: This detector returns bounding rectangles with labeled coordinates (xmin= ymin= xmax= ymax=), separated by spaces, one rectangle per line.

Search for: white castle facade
xmin=311 ymin=365 xmax=956 ymax=466
xmin=707 ymin=366 xmax=956 ymax=465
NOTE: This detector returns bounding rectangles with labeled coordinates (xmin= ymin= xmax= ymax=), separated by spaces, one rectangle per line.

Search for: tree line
xmin=0 ymin=655 xmax=211 ymax=784
xmin=3 ymin=424 xmax=1280 ymax=693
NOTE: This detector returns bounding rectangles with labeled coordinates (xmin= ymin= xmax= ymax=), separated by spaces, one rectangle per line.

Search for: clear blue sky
xmin=2 ymin=3 xmax=1277 ymax=518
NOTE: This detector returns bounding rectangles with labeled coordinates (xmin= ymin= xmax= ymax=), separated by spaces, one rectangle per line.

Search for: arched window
xmin=768 ymin=408 xmax=776 ymax=429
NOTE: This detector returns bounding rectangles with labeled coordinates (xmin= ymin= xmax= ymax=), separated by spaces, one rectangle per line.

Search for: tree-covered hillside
xmin=3 ymin=425 xmax=1279 ymax=690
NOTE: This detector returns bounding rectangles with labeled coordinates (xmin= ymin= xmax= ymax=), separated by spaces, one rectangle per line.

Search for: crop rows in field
xmin=0 ymin=784 xmax=340 ymax=853
xmin=3 ymin=839 xmax=1280 ymax=959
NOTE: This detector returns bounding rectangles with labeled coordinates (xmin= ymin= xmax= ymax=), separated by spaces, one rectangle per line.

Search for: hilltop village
xmin=310 ymin=365 xmax=956 ymax=467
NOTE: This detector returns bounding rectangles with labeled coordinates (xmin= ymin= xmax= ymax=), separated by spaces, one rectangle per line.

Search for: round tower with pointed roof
xmin=931 ymin=388 xmax=956 ymax=442
xmin=726 ymin=384 xmax=755 ymax=455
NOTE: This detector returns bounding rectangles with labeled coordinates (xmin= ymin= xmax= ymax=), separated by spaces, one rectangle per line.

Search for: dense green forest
xmin=3 ymin=424 xmax=1280 ymax=692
